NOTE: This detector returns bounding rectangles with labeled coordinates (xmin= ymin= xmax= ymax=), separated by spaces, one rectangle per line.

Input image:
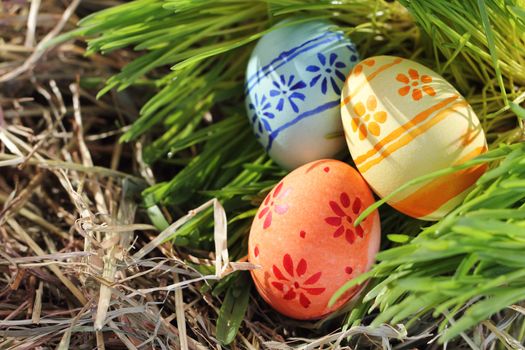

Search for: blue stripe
xmin=266 ymin=99 xmax=340 ymax=151
xmin=245 ymin=33 xmax=342 ymax=95
xmin=245 ymin=31 xmax=333 ymax=88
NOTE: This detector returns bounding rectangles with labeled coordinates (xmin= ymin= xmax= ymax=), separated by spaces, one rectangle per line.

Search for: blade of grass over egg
xmin=354 ymin=145 xmax=515 ymax=226
xmin=337 ymin=142 xmax=525 ymax=343
xmin=328 ymin=270 xmax=375 ymax=308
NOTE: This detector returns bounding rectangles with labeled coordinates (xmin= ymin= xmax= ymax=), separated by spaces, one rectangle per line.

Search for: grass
xmin=332 ymin=143 xmax=525 ymax=344
xmin=0 ymin=0 xmax=524 ymax=349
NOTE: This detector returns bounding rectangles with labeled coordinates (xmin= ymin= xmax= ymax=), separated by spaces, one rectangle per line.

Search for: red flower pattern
xmin=271 ymin=254 xmax=325 ymax=308
xmin=325 ymin=192 xmax=364 ymax=244
xmin=258 ymin=182 xmax=290 ymax=229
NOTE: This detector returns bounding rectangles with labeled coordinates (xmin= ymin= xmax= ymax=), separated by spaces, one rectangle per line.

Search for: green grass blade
xmin=216 ymin=273 xmax=251 ymax=345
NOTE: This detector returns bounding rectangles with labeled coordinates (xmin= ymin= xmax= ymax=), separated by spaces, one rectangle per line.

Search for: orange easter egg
xmin=248 ymin=159 xmax=381 ymax=320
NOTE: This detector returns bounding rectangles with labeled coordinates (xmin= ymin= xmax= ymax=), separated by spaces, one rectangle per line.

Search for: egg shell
xmin=245 ymin=20 xmax=359 ymax=169
xmin=340 ymin=56 xmax=487 ymax=220
xmin=248 ymin=160 xmax=380 ymax=320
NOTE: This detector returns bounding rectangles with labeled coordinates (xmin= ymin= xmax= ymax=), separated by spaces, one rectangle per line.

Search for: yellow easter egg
xmin=340 ymin=56 xmax=487 ymax=220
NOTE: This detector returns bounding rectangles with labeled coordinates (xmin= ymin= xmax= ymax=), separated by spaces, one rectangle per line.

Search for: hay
xmin=1 ymin=1 xmax=524 ymax=349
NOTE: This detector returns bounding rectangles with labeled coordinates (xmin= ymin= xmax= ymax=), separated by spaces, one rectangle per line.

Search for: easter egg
xmin=245 ymin=20 xmax=359 ymax=169
xmin=341 ymin=56 xmax=487 ymax=220
xmin=248 ymin=159 xmax=380 ymax=319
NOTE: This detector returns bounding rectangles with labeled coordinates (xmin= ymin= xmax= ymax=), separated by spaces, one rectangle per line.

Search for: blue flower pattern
xmin=269 ymin=74 xmax=306 ymax=113
xmin=248 ymin=93 xmax=274 ymax=138
xmin=346 ymin=43 xmax=359 ymax=63
xmin=306 ymin=53 xmax=347 ymax=95
xmin=246 ymin=29 xmax=360 ymax=151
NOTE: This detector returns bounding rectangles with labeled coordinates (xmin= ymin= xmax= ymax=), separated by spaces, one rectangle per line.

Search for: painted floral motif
xmin=248 ymin=93 xmax=275 ymax=138
xmin=345 ymin=43 xmax=359 ymax=63
xmin=271 ymin=254 xmax=325 ymax=308
xmin=396 ymin=68 xmax=436 ymax=101
xmin=270 ymin=74 xmax=306 ymax=113
xmin=306 ymin=53 xmax=347 ymax=95
xmin=351 ymin=95 xmax=387 ymax=140
xmin=325 ymin=192 xmax=365 ymax=244
xmin=258 ymin=182 xmax=290 ymax=229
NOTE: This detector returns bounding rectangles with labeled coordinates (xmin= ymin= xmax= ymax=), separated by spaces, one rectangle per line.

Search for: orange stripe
xmin=340 ymin=58 xmax=403 ymax=107
xmin=354 ymin=95 xmax=459 ymax=166
xmin=390 ymin=148 xmax=487 ymax=218
xmin=357 ymin=101 xmax=468 ymax=173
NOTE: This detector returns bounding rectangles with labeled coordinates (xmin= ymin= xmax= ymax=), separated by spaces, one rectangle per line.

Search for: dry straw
xmin=0 ymin=0 xmax=524 ymax=349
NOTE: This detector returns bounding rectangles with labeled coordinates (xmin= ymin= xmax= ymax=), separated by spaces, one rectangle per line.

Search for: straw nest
xmin=1 ymin=1 xmax=524 ymax=349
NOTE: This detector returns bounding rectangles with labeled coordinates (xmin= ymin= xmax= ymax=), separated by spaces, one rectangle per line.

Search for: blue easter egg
xmin=245 ymin=20 xmax=359 ymax=169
